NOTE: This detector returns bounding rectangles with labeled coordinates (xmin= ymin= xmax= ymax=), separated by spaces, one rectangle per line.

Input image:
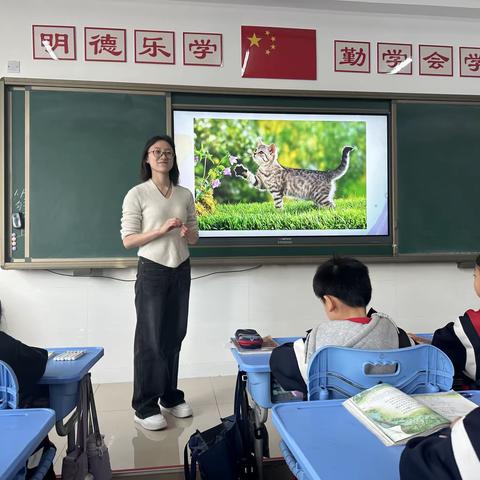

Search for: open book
xmin=343 ymin=383 xmax=478 ymax=446
xmin=230 ymin=336 xmax=279 ymax=353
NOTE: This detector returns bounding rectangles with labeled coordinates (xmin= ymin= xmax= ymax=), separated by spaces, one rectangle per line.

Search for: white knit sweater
xmin=121 ymin=179 xmax=198 ymax=268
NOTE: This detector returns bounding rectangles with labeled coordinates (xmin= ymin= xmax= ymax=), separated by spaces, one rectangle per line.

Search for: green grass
xmin=197 ymin=198 xmax=366 ymax=230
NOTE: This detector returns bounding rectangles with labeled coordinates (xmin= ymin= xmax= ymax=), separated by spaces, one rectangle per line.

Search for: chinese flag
xmin=241 ymin=26 xmax=316 ymax=80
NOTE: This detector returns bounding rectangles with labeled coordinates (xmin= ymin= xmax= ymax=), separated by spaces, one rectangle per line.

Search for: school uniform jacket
xmin=0 ymin=331 xmax=48 ymax=404
xmin=432 ymin=309 xmax=480 ymax=384
xmin=400 ymin=407 xmax=480 ymax=480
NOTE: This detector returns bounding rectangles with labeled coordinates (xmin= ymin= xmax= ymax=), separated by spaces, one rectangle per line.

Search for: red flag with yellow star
xmin=241 ymin=26 xmax=316 ymax=80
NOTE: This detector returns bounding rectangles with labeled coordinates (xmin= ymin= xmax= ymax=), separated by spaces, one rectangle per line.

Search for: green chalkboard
xmin=10 ymin=89 xmax=26 ymax=260
xmin=396 ymin=101 xmax=480 ymax=255
xmin=5 ymin=87 xmax=166 ymax=264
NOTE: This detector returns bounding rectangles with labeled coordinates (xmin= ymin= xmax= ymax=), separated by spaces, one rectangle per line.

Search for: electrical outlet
xmin=7 ymin=61 xmax=20 ymax=73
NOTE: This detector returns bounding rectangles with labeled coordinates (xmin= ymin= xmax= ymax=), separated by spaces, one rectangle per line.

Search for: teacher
xmin=121 ymin=135 xmax=198 ymax=431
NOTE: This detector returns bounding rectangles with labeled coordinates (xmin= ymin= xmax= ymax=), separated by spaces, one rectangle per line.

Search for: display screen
xmin=173 ymin=110 xmax=389 ymax=244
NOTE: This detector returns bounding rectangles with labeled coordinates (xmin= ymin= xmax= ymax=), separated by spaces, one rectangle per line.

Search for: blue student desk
xmin=272 ymin=391 xmax=480 ymax=480
xmin=0 ymin=408 xmax=55 ymax=480
xmin=230 ymin=337 xmax=299 ymax=479
xmin=39 ymin=346 xmax=104 ymax=435
xmin=230 ymin=337 xmax=299 ymax=409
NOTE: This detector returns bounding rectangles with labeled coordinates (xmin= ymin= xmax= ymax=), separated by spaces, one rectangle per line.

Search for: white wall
xmin=0 ymin=263 xmax=477 ymax=383
xmin=1 ymin=0 xmax=479 ymax=383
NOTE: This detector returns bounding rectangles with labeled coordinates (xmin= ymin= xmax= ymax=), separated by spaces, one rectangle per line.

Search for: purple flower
xmin=211 ymin=179 xmax=221 ymax=189
xmin=229 ymin=155 xmax=238 ymax=165
xmin=194 ymin=155 xmax=199 ymax=164
xmin=223 ymin=167 xmax=232 ymax=176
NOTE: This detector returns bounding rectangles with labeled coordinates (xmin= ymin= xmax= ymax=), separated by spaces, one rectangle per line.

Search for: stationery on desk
xmin=343 ymin=384 xmax=478 ymax=446
xmin=48 ymin=350 xmax=87 ymax=361
xmin=230 ymin=336 xmax=279 ymax=354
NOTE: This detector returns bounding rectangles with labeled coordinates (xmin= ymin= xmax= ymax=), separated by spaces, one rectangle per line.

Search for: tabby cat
xmin=234 ymin=139 xmax=354 ymax=209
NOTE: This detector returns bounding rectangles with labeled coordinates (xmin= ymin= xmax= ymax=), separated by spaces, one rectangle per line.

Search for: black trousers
xmin=132 ymin=256 xmax=191 ymax=418
xmin=269 ymin=342 xmax=308 ymax=396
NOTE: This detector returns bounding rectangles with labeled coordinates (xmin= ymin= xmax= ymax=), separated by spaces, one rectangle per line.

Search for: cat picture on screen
xmin=234 ymin=139 xmax=354 ymax=209
xmin=173 ymin=111 xmax=389 ymax=238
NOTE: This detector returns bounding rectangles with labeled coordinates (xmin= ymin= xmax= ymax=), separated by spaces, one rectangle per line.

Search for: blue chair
xmin=0 ymin=360 xmax=19 ymax=409
xmin=279 ymin=345 xmax=454 ymax=480
xmin=307 ymin=344 xmax=454 ymax=400
xmin=0 ymin=360 xmax=55 ymax=480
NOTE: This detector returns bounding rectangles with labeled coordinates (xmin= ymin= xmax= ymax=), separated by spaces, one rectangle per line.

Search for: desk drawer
xmin=48 ymin=382 xmax=78 ymax=420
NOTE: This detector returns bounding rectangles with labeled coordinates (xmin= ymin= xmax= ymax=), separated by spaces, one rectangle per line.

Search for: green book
xmin=343 ymin=384 xmax=476 ymax=446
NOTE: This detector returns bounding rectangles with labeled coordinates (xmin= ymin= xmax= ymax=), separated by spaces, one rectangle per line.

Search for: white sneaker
xmin=161 ymin=401 xmax=193 ymax=418
xmin=134 ymin=413 xmax=167 ymax=431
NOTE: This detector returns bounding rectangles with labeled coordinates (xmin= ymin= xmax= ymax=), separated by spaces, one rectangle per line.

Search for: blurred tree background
xmin=194 ymin=118 xmax=366 ymax=205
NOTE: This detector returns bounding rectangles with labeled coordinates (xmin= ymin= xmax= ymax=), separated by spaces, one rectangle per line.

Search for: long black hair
xmin=140 ymin=135 xmax=180 ymax=184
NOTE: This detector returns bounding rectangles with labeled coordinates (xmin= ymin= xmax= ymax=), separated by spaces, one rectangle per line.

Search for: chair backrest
xmin=307 ymin=344 xmax=454 ymax=401
xmin=0 ymin=360 xmax=20 ymax=409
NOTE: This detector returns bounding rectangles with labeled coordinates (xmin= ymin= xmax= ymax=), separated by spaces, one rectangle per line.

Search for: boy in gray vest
xmin=270 ymin=256 xmax=410 ymax=396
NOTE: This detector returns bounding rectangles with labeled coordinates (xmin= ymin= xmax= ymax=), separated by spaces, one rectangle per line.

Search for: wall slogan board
xmin=1 ymin=80 xmax=478 ymax=269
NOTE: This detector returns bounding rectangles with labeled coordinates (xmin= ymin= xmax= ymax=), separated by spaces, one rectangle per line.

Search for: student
xmin=400 ymin=406 xmax=480 ymax=480
xmin=270 ymin=256 xmax=411 ymax=396
xmin=121 ymin=135 xmax=199 ymax=431
xmin=0 ymin=301 xmax=55 ymax=479
xmin=410 ymin=255 xmax=480 ymax=388
xmin=0 ymin=301 xmax=49 ymax=407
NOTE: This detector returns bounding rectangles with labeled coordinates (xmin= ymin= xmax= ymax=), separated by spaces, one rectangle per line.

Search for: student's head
xmin=474 ymin=254 xmax=480 ymax=297
xmin=140 ymin=135 xmax=180 ymax=185
xmin=313 ymin=256 xmax=372 ymax=320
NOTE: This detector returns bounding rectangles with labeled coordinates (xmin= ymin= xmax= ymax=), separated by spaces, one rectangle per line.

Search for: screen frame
xmin=172 ymin=103 xmax=393 ymax=251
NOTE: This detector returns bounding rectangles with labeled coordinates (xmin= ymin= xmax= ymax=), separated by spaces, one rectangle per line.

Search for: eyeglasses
xmin=148 ymin=149 xmax=174 ymax=158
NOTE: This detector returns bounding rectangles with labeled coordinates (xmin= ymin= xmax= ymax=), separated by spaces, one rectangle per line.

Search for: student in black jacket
xmin=400 ymin=406 xmax=480 ymax=479
xmin=409 ymin=255 xmax=480 ymax=389
xmin=0 ymin=301 xmax=55 ymax=479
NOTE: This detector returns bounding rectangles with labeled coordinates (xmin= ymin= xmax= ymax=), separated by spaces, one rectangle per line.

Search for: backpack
xmin=184 ymin=371 xmax=269 ymax=479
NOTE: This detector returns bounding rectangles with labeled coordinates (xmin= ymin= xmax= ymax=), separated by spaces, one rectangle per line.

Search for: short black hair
xmin=140 ymin=134 xmax=179 ymax=184
xmin=476 ymin=255 xmax=480 ymax=268
xmin=312 ymin=256 xmax=372 ymax=307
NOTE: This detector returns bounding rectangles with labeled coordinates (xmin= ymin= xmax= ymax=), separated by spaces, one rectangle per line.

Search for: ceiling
xmin=161 ymin=0 xmax=480 ymax=19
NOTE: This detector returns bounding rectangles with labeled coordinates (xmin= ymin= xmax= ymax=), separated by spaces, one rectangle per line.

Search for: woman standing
xmin=121 ymin=135 xmax=198 ymax=431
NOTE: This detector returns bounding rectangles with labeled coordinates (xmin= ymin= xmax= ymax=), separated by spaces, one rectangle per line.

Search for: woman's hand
xmin=160 ymin=217 xmax=183 ymax=236
xmin=123 ymin=218 xmax=187 ymax=249
xmin=179 ymin=224 xmax=188 ymax=237
xmin=180 ymin=224 xmax=199 ymax=245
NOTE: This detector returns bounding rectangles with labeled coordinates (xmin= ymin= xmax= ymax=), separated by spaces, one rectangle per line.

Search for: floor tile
xmin=101 ymin=402 xmax=222 ymax=469
xmin=178 ymin=376 xmax=217 ymax=407
xmin=50 ymin=376 xmax=284 ymax=473
xmin=210 ymin=374 xmax=236 ymax=405
xmin=53 ymin=444 xmax=66 ymax=475
xmin=94 ymin=382 xmax=133 ymax=412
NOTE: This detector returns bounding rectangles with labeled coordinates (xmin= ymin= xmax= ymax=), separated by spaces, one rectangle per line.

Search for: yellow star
xmin=271 ymin=44 xmax=276 ymax=50
xmin=265 ymin=49 xmax=270 ymax=55
xmin=271 ymin=36 xmax=276 ymax=42
xmin=265 ymin=30 xmax=270 ymax=36
xmin=248 ymin=33 xmax=262 ymax=47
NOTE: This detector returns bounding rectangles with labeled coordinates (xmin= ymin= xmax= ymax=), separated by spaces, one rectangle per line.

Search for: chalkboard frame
xmin=2 ymin=77 xmax=479 ymax=269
